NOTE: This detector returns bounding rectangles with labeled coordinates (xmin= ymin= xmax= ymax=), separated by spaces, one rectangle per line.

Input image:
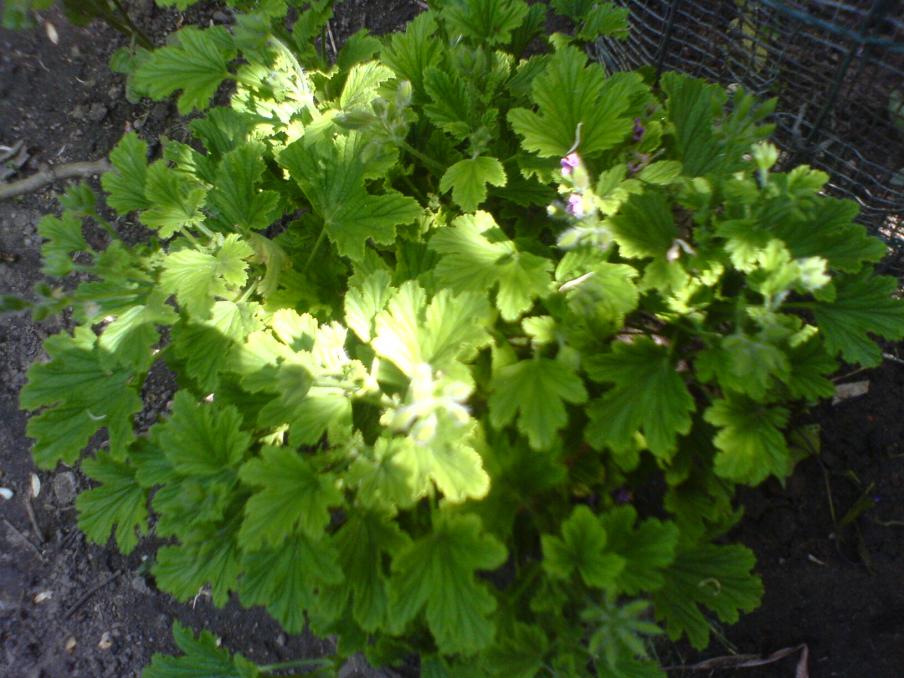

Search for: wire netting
xmin=596 ymin=0 xmax=904 ymax=263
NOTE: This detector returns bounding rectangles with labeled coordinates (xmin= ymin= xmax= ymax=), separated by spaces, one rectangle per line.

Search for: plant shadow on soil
xmin=1 ymin=2 xmax=903 ymax=677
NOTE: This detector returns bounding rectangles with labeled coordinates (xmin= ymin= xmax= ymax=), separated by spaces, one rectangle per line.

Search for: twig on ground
xmin=664 ymin=643 xmax=809 ymax=677
xmin=63 ymin=571 xmax=122 ymax=619
xmin=2 ymin=517 xmax=45 ymax=561
xmin=24 ymin=494 xmax=45 ymax=543
xmin=0 ymin=159 xmax=111 ymax=201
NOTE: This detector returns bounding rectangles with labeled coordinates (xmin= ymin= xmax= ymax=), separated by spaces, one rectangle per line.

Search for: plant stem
xmin=107 ymin=0 xmax=154 ymax=49
xmin=397 ymin=140 xmax=445 ymax=174
xmin=303 ymin=227 xmax=327 ymax=273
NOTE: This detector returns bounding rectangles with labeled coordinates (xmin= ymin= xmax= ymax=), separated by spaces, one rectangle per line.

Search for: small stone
xmin=33 ymin=590 xmax=53 ymax=604
xmin=131 ymin=575 xmax=151 ymax=595
xmin=107 ymin=84 xmax=123 ymax=101
xmin=12 ymin=211 xmax=30 ymax=229
xmin=53 ymin=471 xmax=77 ymax=505
xmin=98 ymin=631 xmax=113 ymax=650
xmin=65 ymin=636 xmax=77 ymax=653
xmin=71 ymin=104 xmax=86 ymax=120
xmin=88 ymin=103 xmax=109 ymax=123
xmin=276 ymin=632 xmax=287 ymax=647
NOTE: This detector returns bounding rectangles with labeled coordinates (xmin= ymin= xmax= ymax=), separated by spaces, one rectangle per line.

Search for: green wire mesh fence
xmin=596 ymin=0 xmax=904 ymax=266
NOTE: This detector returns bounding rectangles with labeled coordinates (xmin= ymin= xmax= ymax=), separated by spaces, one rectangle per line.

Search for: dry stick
xmin=0 ymin=159 xmax=111 ymax=201
xmin=24 ymin=495 xmax=45 ymax=544
xmin=665 ymin=643 xmax=809 ymax=677
xmin=64 ymin=571 xmax=122 ymax=619
xmin=2 ymin=517 xmax=45 ymax=561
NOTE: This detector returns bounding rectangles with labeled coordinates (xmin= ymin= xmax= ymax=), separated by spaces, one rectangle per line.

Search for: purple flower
xmin=613 ymin=487 xmax=633 ymax=504
xmin=560 ymin=152 xmax=581 ymax=176
xmin=632 ymin=117 xmax=645 ymax=142
xmin=566 ymin=193 xmax=585 ymax=218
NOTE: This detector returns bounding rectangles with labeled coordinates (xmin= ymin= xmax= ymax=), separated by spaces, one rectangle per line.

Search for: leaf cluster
xmin=14 ymin=0 xmax=904 ymax=675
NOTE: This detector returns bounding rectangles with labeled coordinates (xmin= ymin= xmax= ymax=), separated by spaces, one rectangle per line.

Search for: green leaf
xmin=704 ymin=396 xmax=792 ymax=484
xmin=37 ymin=212 xmax=89 ymax=277
xmin=101 ymin=132 xmax=150 ymax=214
xmin=160 ymin=235 xmax=254 ymax=318
xmin=155 ymin=391 xmax=251 ymax=477
xmin=280 ymin=137 xmax=421 ymax=261
xmin=609 ymin=190 xmax=677 ymax=259
xmin=339 ymin=60 xmax=395 ymax=110
xmin=585 ymin=338 xmax=694 ymax=459
xmin=345 ymin=270 xmax=394 ymax=342
xmin=21 ymin=330 xmax=142 ymax=467
xmin=812 ymin=271 xmax=904 ymax=367
xmin=786 ymin=338 xmax=837 ymax=400
xmin=389 ymin=512 xmax=507 ymax=655
xmin=489 ymin=357 xmax=587 ymax=450
xmin=331 ymin=510 xmax=410 ymax=631
xmin=140 ymin=161 xmax=208 ymax=238
xmin=144 ymin=622 xmax=259 ymax=678
xmin=238 ymin=445 xmax=342 ymax=549
xmin=654 ymin=544 xmax=763 ymax=650
xmin=439 ymin=156 xmax=507 ymax=212
xmin=76 ymin=453 xmax=147 ymax=554
xmin=172 ymin=301 xmax=258 ymax=392
xmin=424 ymin=67 xmax=477 ymax=140
xmin=153 ymin=534 xmax=243 ymax=608
xmin=381 ymin=11 xmax=443 ymax=97
xmin=396 ymin=433 xmax=491 ymax=504
xmin=482 ymin=623 xmax=549 ymax=678
xmin=578 ymin=2 xmax=630 ymax=41
xmin=599 ymin=506 xmax=679 ymax=594
xmin=240 ymin=535 xmax=342 ymax=634
xmin=372 ymin=281 xmax=493 ymax=375
xmin=769 ymin=198 xmax=886 ymax=273
xmin=347 ymin=437 xmax=422 ymax=512
xmin=695 ymin=332 xmax=790 ymax=401
xmin=133 ymin=26 xmax=236 ymax=114
xmin=542 ymin=505 xmax=625 ymax=588
xmin=98 ymin=291 xmax=178 ymax=372
xmin=661 ymin=72 xmax=726 ymax=176
xmin=430 ymin=211 xmax=552 ymax=321
xmin=442 ymin=0 xmax=530 ymax=46
xmin=337 ymin=29 xmax=383 ymax=71
xmin=637 ymin=160 xmax=683 ymax=185
xmin=208 ymin=142 xmax=279 ymax=232
xmin=508 ymin=45 xmax=641 ymax=157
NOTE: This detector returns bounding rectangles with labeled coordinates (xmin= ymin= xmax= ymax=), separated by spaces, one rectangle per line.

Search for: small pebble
xmin=88 ymin=103 xmax=109 ymax=123
xmin=53 ymin=471 xmax=77 ymax=505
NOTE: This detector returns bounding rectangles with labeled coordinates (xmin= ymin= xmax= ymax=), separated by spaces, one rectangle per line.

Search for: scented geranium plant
xmin=13 ymin=0 xmax=904 ymax=675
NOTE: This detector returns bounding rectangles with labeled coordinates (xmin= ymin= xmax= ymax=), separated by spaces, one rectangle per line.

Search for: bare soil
xmin=1 ymin=2 xmax=903 ymax=677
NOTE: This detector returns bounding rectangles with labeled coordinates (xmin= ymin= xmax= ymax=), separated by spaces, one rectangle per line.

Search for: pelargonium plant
xmin=9 ymin=0 xmax=904 ymax=675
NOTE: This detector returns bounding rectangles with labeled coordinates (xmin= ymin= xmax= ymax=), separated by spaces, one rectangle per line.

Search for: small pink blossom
xmin=566 ymin=193 xmax=585 ymax=218
xmin=560 ymin=152 xmax=581 ymax=175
